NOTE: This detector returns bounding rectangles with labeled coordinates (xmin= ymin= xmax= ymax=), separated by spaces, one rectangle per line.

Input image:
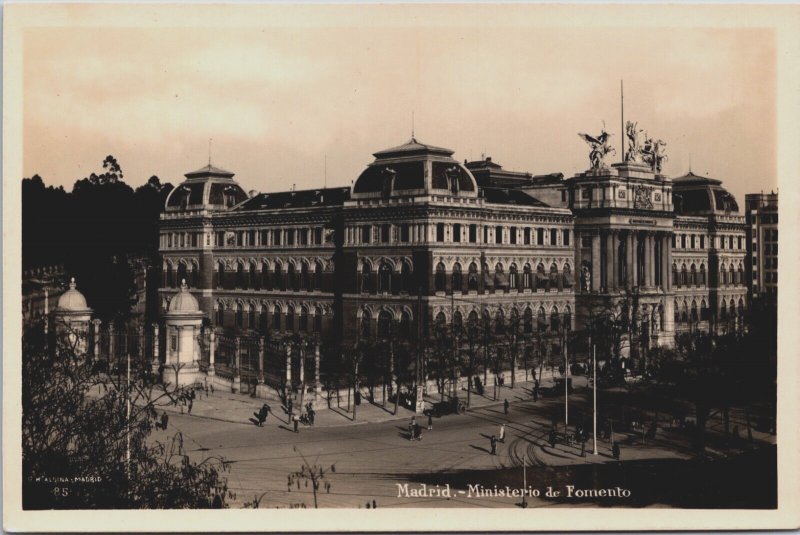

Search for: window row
xmin=162 ymin=232 xmax=203 ymax=249
xmin=216 ymin=302 xmax=325 ymax=333
xmin=216 ymin=261 xmax=327 ymax=292
xmin=350 ymin=222 xmax=570 ymax=246
xmin=213 ymin=227 xmax=328 ymax=248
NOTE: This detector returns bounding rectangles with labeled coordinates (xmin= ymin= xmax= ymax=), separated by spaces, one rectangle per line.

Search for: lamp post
xmin=564 ymin=328 xmax=569 ymax=429
xmin=593 ymin=343 xmax=598 ymax=455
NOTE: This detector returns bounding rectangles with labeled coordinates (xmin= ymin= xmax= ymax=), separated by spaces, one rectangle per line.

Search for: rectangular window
xmin=671 ymin=235 xmax=676 ymax=248
xmin=401 ymin=223 xmax=410 ymax=242
xmin=550 ymin=229 xmax=558 ymax=246
xmin=437 ymin=223 xmax=445 ymax=242
xmin=690 ymin=235 xmax=695 ymax=249
xmin=261 ymin=229 xmax=269 ymax=245
xmin=273 ymin=229 xmax=282 ymax=246
xmin=561 ymin=190 xmax=567 ymax=202
xmin=191 ymin=233 xmax=198 ymax=247
xmin=361 ymin=225 xmax=371 ymax=244
xmin=287 ymin=229 xmax=295 ymax=246
xmin=249 ymin=229 xmax=256 ymax=246
xmin=681 ymin=235 xmax=686 ymax=248
xmin=469 ymin=224 xmax=477 ymax=243
xmin=509 ymin=226 xmax=517 ymax=245
xmin=729 ymin=236 xmax=734 ymax=249
xmin=237 ymin=231 xmax=244 ymax=247
xmin=298 ymin=229 xmax=308 ymax=245
xmin=314 ymin=228 xmax=323 ymax=245
xmin=537 ymin=228 xmax=544 ymax=246
xmin=737 ymin=236 xmax=742 ymax=250
xmin=563 ymin=229 xmax=570 ymax=246
xmin=453 ymin=223 xmax=462 ymax=243
xmin=700 ymin=235 xmax=705 ymax=249
xmin=495 ymin=225 xmax=503 ymax=244
xmin=484 ymin=226 xmax=489 ymax=243
xmin=381 ymin=224 xmax=391 ymax=243
xmin=524 ymin=228 xmax=531 ymax=245
xmin=180 ymin=233 xmax=185 ymax=247
xmin=216 ymin=231 xmax=224 ymax=247
xmin=168 ymin=234 xmax=173 ymax=247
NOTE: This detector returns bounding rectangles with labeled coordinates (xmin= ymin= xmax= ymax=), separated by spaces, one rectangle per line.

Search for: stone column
xmin=258 ymin=336 xmax=265 ymax=384
xmin=649 ymin=233 xmax=657 ymax=288
xmin=152 ymin=324 xmax=160 ymax=373
xmin=591 ymin=232 xmax=601 ymax=292
xmin=233 ymin=336 xmax=241 ymax=393
xmin=625 ymin=232 xmax=634 ymax=288
xmin=314 ymin=342 xmax=321 ymax=400
xmin=208 ymin=329 xmax=216 ymax=375
xmin=642 ymin=233 xmax=651 ymax=287
xmin=604 ymin=231 xmax=615 ymax=291
xmin=285 ymin=344 xmax=292 ymax=399
xmin=299 ymin=346 xmax=306 ymax=406
xmin=663 ymin=234 xmax=672 ymax=291
xmin=574 ymin=230 xmax=583 ymax=288
xmin=93 ymin=320 xmax=101 ymax=362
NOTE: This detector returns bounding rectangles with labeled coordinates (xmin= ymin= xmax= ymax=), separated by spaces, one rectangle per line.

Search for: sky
xmin=23 ymin=13 xmax=777 ymax=204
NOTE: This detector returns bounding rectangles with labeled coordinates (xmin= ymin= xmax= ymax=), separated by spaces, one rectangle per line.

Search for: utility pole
xmin=620 ymin=79 xmax=625 ymax=161
xmin=564 ymin=328 xmax=569 ymax=429
xmin=593 ymin=343 xmax=598 ymax=455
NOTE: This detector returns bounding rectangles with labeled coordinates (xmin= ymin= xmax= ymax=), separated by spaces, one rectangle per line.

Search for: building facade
xmin=158 ymin=136 xmax=748 ymax=354
xmin=745 ymin=192 xmax=778 ymax=299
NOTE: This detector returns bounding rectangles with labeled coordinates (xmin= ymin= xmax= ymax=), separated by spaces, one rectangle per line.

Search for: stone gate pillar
xmin=258 ymin=337 xmax=265 ymax=384
xmin=208 ymin=330 xmax=216 ymax=376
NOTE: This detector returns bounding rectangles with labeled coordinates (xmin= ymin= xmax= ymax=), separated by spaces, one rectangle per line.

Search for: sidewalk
xmin=156 ymin=376 xmax=551 ymax=428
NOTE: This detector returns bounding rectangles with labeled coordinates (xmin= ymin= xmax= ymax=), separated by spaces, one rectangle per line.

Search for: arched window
xmin=550 ymin=306 xmax=561 ymax=332
xmin=299 ymin=306 xmax=309 ymax=331
xmin=166 ymin=264 xmax=174 ymax=288
xmin=453 ymin=311 xmax=463 ymax=335
xmin=236 ymin=262 xmax=246 ymax=289
xmin=248 ymin=305 xmax=256 ymax=330
xmin=674 ymin=300 xmax=680 ymax=323
xmin=738 ymin=298 xmax=745 ymax=318
xmin=719 ymin=264 xmax=727 ymax=286
xmin=216 ymin=302 xmax=224 ymax=326
xmin=729 ymin=264 xmax=736 ymax=286
xmin=549 ymin=263 xmax=559 ymax=288
xmin=377 ymin=310 xmax=392 ymax=338
xmin=720 ymin=301 xmax=728 ymax=320
xmin=509 ymin=264 xmax=518 ymax=290
xmin=379 ymin=262 xmax=392 ymax=294
xmin=737 ymin=264 xmax=744 ymax=286
xmin=435 ymin=312 xmax=447 ymax=332
xmin=177 ymin=263 xmax=187 ymax=288
xmin=435 ymin=262 xmax=447 ymax=292
xmin=400 ymin=261 xmax=412 ymax=294
xmin=314 ymin=261 xmax=324 ymax=291
xmin=288 ymin=263 xmax=298 ymax=291
xmin=672 ymin=263 xmax=679 ymax=287
xmin=701 ymin=299 xmax=709 ymax=321
xmin=468 ymin=262 xmax=479 ymax=291
xmin=314 ymin=306 xmax=323 ymax=333
xmin=261 ymin=263 xmax=270 ymax=290
xmin=680 ymin=264 xmax=687 ymax=287
xmin=690 ymin=264 xmax=697 ymax=286
xmin=191 ymin=263 xmax=199 ymax=287
xmin=274 ymin=263 xmax=284 ymax=290
xmin=495 ymin=309 xmax=505 ymax=335
xmin=399 ymin=310 xmax=412 ymax=337
xmin=681 ymin=301 xmax=688 ymax=323
xmin=361 ymin=310 xmax=371 ymax=338
xmin=260 ymin=305 xmax=268 ymax=332
xmin=523 ymin=307 xmax=533 ymax=333
xmin=236 ymin=303 xmax=244 ymax=328
xmin=217 ymin=262 xmax=225 ymax=288
xmin=523 ymin=263 xmax=532 ymax=290
xmin=537 ymin=306 xmax=547 ymax=332
xmin=273 ymin=305 xmax=282 ymax=330
xmin=467 ymin=310 xmax=479 ymax=332
xmin=699 ymin=264 xmax=706 ymax=286
xmin=690 ymin=300 xmax=698 ymax=323
xmin=562 ymin=263 xmax=572 ymax=287
xmin=361 ymin=261 xmax=371 ymax=293
xmin=452 ymin=263 xmax=463 ymax=294
xmin=563 ymin=306 xmax=572 ymax=331
xmin=301 ymin=262 xmax=311 ymax=291
xmin=286 ymin=305 xmax=295 ymax=331
xmin=536 ymin=263 xmax=547 ymax=290
xmin=494 ymin=263 xmax=505 ymax=291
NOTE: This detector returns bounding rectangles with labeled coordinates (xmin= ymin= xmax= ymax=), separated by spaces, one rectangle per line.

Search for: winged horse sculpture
xmin=578 ymin=126 xmax=616 ymax=171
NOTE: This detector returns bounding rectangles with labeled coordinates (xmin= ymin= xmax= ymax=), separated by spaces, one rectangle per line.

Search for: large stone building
xmin=745 ymin=191 xmax=778 ymax=299
xmin=158 ymin=134 xmax=748 ymax=355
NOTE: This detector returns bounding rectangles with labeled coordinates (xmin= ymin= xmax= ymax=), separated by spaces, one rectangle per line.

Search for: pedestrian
xmin=210 ymin=384 xmax=214 ymax=395
xmin=490 ymin=435 xmax=497 ymax=455
xmin=414 ymin=423 xmax=422 ymax=441
xmin=580 ymin=438 xmax=586 ymax=457
xmin=160 ymin=411 xmax=169 ymax=430
xmin=427 ymin=413 xmax=433 ymax=431
xmin=503 ymin=399 xmax=509 ymax=415
xmin=188 ymin=398 xmax=193 ymax=414
xmin=612 ymin=441 xmax=621 ymax=461
xmin=499 ymin=423 xmax=506 ymax=443
xmin=293 ymin=413 xmax=299 ymax=433
xmin=408 ymin=422 xmax=415 ymax=441
xmin=372 ymin=499 xmax=377 ymax=509
xmin=533 ymin=387 xmax=539 ymax=402
xmin=309 ymin=408 xmax=315 ymax=426
xmin=548 ymin=428 xmax=556 ymax=448
xmin=287 ymin=397 xmax=293 ymax=415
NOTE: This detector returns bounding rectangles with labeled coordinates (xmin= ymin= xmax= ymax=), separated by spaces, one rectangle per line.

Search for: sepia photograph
xmin=4 ymin=3 xmax=800 ymax=532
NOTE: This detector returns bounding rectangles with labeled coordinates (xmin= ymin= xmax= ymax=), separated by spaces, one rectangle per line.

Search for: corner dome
xmin=56 ymin=278 xmax=91 ymax=312
xmin=165 ymin=163 xmax=248 ymax=213
xmin=167 ymin=280 xmax=200 ymax=313
xmin=352 ymin=138 xmax=477 ymax=199
xmin=672 ymin=171 xmax=739 ymax=215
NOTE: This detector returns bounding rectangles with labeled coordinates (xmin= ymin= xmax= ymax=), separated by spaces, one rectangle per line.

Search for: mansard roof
xmin=481 ymin=187 xmax=549 ymax=207
xmin=234 ymin=187 xmax=350 ymax=211
xmin=372 ymin=137 xmax=454 ymax=159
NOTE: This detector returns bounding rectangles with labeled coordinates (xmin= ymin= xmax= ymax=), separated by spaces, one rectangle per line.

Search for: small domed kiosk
xmin=162 ymin=280 xmax=204 ymax=388
xmin=52 ymin=278 xmax=93 ymax=355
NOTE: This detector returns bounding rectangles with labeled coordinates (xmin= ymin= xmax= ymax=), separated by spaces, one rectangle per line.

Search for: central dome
xmin=352 ymin=138 xmax=478 ymax=199
xmin=57 ymin=278 xmax=90 ymax=312
xmin=168 ymin=280 xmax=200 ymax=313
xmin=165 ymin=164 xmax=248 ymax=213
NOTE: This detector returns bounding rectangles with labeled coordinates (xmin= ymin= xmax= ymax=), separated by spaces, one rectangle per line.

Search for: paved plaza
xmin=153 ymin=376 xmax=776 ymax=509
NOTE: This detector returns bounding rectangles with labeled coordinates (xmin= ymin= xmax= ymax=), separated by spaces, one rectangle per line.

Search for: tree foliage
xmin=22 ymin=328 xmax=230 ymax=509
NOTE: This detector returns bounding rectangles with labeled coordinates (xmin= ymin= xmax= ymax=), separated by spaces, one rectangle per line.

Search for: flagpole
xmin=620 ymin=79 xmax=625 ymax=162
